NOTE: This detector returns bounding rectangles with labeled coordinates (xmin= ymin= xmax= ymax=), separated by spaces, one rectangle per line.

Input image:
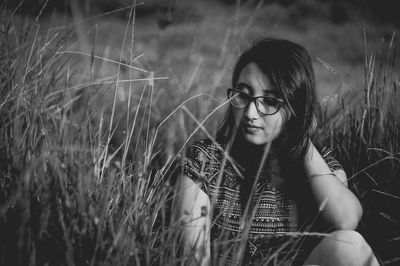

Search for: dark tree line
xmin=3 ymin=0 xmax=400 ymax=27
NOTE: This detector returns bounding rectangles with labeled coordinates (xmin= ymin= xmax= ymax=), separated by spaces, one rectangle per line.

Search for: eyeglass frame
xmin=227 ymin=88 xmax=285 ymax=116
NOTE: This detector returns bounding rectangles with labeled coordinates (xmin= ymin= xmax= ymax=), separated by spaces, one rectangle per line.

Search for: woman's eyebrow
xmin=236 ymin=82 xmax=253 ymax=91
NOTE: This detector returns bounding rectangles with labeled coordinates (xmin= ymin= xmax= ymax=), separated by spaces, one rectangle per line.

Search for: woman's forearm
xmin=309 ymin=172 xmax=363 ymax=229
xmin=304 ymin=144 xmax=363 ymax=229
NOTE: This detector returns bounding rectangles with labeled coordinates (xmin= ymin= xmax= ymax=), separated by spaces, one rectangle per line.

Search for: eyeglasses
xmin=227 ymin=88 xmax=284 ymax=116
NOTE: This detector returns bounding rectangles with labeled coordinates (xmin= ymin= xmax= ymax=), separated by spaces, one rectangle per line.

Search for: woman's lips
xmin=242 ymin=123 xmax=262 ymax=134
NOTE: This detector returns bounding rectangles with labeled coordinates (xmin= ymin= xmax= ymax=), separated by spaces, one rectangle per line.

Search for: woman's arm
xmin=177 ymin=175 xmax=211 ymax=266
xmin=303 ymin=143 xmax=363 ymax=230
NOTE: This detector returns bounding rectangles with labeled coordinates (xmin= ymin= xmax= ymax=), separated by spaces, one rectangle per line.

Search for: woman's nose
xmin=244 ymin=100 xmax=260 ymax=120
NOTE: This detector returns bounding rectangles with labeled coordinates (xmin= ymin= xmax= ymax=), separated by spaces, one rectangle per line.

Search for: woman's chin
xmin=241 ymin=132 xmax=269 ymax=146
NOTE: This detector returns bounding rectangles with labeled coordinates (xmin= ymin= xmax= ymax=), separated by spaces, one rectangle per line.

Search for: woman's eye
xmin=263 ymin=97 xmax=278 ymax=106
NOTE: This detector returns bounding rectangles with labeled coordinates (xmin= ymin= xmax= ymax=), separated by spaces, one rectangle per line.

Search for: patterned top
xmin=182 ymin=138 xmax=343 ymax=265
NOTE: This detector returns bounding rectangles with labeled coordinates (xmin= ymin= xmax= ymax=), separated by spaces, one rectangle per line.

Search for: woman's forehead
xmin=239 ymin=63 xmax=265 ymax=76
xmin=238 ymin=63 xmax=276 ymax=94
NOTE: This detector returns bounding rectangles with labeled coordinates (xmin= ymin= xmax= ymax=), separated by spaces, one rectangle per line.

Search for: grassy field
xmin=1 ymin=0 xmax=399 ymax=265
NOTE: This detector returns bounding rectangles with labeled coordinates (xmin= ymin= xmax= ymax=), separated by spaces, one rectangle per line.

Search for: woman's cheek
xmin=264 ymin=113 xmax=285 ymax=141
xmin=232 ymin=109 xmax=243 ymax=127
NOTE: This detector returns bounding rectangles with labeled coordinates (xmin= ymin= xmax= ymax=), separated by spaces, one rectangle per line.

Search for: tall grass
xmin=0 ymin=5 xmax=181 ymax=266
xmin=0 ymin=3 xmax=399 ymax=266
xmin=317 ymin=31 xmax=400 ymax=265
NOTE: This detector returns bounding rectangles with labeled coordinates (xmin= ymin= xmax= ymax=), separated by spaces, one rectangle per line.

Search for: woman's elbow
xmin=333 ymin=204 xmax=363 ymax=230
xmin=335 ymin=217 xmax=359 ymax=230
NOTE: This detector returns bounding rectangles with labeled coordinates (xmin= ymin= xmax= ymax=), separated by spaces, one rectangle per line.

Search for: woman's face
xmin=232 ymin=63 xmax=288 ymax=146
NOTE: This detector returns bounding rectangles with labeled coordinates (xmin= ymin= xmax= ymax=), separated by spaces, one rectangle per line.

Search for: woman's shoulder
xmin=315 ymin=145 xmax=343 ymax=171
xmin=186 ymin=138 xmax=224 ymax=161
xmin=183 ymin=138 xmax=225 ymax=194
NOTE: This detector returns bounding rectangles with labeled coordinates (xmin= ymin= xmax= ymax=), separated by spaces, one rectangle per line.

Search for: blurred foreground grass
xmin=1 ymin=2 xmax=399 ymax=265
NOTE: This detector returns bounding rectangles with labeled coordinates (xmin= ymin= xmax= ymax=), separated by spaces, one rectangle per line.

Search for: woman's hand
xmin=303 ymin=142 xmax=363 ymax=230
xmin=177 ymin=175 xmax=211 ymax=266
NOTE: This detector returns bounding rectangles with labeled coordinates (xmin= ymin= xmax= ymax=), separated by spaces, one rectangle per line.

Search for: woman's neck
xmin=230 ymin=135 xmax=276 ymax=172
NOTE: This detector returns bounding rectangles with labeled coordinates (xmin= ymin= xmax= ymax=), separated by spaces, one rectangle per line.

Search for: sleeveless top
xmin=182 ymin=139 xmax=343 ymax=265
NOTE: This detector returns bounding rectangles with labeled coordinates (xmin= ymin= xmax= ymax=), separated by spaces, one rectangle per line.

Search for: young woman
xmin=177 ymin=38 xmax=378 ymax=265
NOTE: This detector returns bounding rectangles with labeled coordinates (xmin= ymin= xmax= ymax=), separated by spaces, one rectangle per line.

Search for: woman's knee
xmin=330 ymin=230 xmax=370 ymax=252
xmin=327 ymin=230 xmax=378 ymax=265
xmin=305 ymin=230 xmax=379 ymax=266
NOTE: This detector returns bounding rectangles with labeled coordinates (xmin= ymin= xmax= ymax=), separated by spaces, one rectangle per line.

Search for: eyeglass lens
xmin=229 ymin=90 xmax=281 ymax=115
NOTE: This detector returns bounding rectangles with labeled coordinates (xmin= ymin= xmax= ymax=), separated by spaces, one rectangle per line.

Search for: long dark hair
xmin=216 ymin=37 xmax=320 ymax=162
